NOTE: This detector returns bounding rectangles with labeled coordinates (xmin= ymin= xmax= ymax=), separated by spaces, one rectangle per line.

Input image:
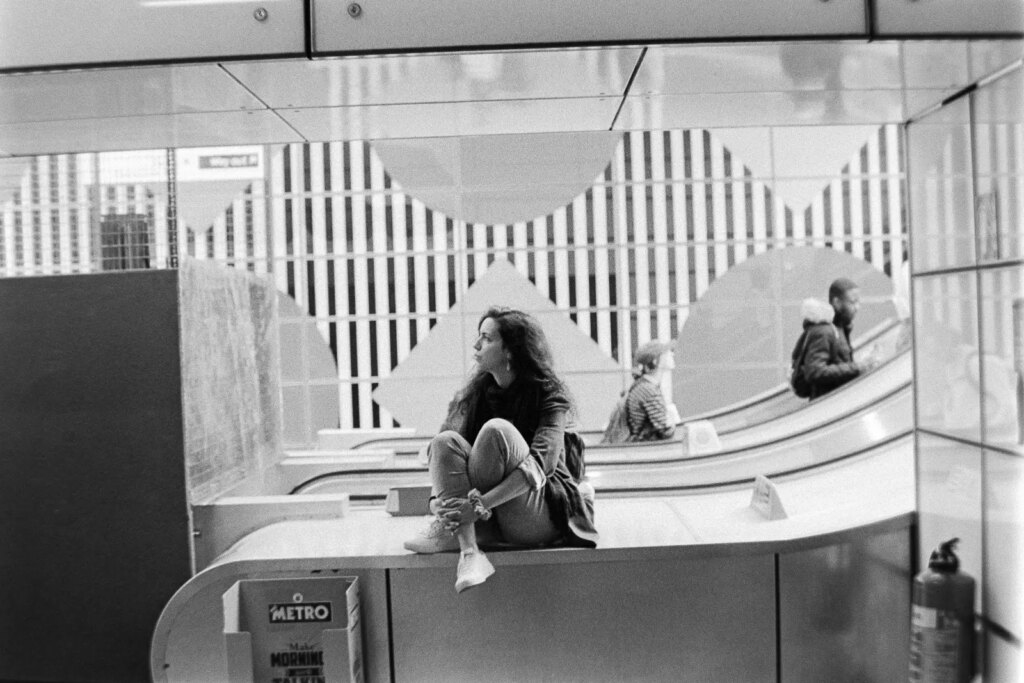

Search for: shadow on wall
xmin=673 ymin=246 xmax=897 ymax=416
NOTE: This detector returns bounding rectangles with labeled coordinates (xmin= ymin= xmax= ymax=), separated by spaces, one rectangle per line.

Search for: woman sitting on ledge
xmin=404 ymin=306 xmax=598 ymax=593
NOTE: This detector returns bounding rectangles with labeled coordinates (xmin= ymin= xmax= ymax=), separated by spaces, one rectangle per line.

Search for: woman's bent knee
xmin=432 ymin=429 xmax=464 ymax=449
xmin=476 ymin=419 xmax=524 ymax=454
xmin=429 ymin=430 xmax=469 ymax=464
xmin=468 ymin=419 xmax=530 ymax=489
xmin=472 ymin=419 xmax=528 ymax=466
xmin=477 ymin=418 xmax=516 ymax=439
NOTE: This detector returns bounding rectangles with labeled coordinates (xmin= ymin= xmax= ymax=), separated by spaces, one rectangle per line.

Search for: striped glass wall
xmin=0 ymin=126 xmax=907 ymax=435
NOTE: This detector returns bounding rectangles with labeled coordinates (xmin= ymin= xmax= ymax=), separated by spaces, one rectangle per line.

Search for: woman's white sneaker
xmin=455 ymin=549 xmax=494 ymax=593
xmin=403 ymin=518 xmax=460 ymax=554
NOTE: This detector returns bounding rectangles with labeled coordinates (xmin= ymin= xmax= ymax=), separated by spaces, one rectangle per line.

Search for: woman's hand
xmin=437 ymin=489 xmax=492 ymax=532
xmin=437 ymin=497 xmax=477 ymax=532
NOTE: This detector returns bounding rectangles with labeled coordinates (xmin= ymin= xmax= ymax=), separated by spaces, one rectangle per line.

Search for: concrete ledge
xmin=153 ymin=511 xmax=914 ymax=683
xmin=156 ymin=437 xmax=916 ymax=681
xmin=191 ymin=494 xmax=351 ymax=571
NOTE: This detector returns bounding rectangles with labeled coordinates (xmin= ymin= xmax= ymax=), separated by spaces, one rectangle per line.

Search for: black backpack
xmin=790 ymin=324 xmax=838 ymax=398
xmin=790 ymin=331 xmax=812 ymax=398
xmin=563 ymin=431 xmax=587 ymax=481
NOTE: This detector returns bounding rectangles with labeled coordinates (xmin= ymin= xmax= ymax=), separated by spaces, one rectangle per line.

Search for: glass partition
xmin=0 ymin=125 xmax=908 ymax=441
xmin=908 ymin=60 xmax=1023 ymax=676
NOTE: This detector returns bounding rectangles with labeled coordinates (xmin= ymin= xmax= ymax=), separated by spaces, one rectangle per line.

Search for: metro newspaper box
xmin=223 ymin=576 xmax=364 ymax=683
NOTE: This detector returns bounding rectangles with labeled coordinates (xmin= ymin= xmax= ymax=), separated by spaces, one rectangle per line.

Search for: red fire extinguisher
xmin=909 ymin=538 xmax=976 ymax=682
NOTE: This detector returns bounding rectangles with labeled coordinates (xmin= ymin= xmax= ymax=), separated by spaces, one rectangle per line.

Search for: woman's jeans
xmin=428 ymin=418 xmax=560 ymax=546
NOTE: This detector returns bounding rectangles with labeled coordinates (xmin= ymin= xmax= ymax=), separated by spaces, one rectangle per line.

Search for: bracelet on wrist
xmin=466 ymin=489 xmax=492 ymax=521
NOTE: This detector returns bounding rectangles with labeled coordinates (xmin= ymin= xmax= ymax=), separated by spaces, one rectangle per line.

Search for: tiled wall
xmin=908 ymin=56 xmax=1024 ymax=682
xmin=178 ymin=258 xmax=282 ymax=504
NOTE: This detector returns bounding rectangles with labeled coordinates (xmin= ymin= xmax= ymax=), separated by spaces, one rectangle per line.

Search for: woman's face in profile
xmin=473 ymin=317 xmax=507 ymax=375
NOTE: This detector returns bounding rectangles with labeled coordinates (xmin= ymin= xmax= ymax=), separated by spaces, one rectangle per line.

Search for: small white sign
xmin=750 ymin=474 xmax=787 ymax=520
xmin=176 ymin=145 xmax=264 ymax=182
xmin=683 ymin=420 xmax=721 ymax=455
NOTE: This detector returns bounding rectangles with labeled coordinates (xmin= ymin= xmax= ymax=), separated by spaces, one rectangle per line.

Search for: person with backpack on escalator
xmin=791 ymin=277 xmax=879 ymax=401
xmin=600 ymin=340 xmax=681 ymax=444
xmin=624 ymin=340 xmax=681 ymax=441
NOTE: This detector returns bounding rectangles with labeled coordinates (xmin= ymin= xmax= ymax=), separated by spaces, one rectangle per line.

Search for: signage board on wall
xmin=175 ymin=146 xmax=264 ymax=182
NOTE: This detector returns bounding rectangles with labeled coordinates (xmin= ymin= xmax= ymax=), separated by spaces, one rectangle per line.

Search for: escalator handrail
xmin=290 ymin=369 xmax=911 ymax=494
xmin=345 ymin=316 xmax=907 ymax=454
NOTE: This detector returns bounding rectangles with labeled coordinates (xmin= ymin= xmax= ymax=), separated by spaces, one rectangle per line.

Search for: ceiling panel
xmin=633 ymin=43 xmax=904 ymax=95
xmin=903 ymin=89 xmax=962 ymax=120
xmin=310 ymin=0 xmax=867 ymax=55
xmin=0 ymin=0 xmax=306 ymax=71
xmin=0 ymin=111 xmax=302 ymax=156
xmin=224 ymin=47 xmax=642 ymax=108
xmin=0 ymin=64 xmax=268 ymax=125
xmin=0 ymin=39 xmax=1019 ymax=157
xmin=614 ymin=89 xmax=905 ymax=131
xmin=902 ymin=41 xmax=972 ymax=90
xmin=969 ymin=40 xmax=1024 ymax=81
xmin=874 ymin=0 xmax=1022 ymax=36
xmin=899 ymin=39 xmax=1024 ymax=91
xmin=278 ymin=97 xmax=620 ymax=141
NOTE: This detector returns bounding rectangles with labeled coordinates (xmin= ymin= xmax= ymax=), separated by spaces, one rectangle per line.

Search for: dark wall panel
xmin=0 ymin=271 xmax=191 ymax=683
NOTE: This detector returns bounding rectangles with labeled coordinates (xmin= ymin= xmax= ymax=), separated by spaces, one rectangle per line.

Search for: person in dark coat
xmin=799 ymin=277 xmax=878 ymax=400
xmin=403 ymin=306 xmax=597 ymax=593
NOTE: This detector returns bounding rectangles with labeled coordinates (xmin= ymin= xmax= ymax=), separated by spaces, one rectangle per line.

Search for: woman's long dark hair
xmin=447 ymin=306 xmax=572 ymax=440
